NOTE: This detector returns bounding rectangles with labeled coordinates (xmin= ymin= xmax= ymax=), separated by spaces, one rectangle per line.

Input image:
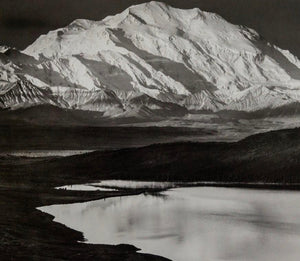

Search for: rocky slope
xmin=1 ymin=1 xmax=300 ymax=119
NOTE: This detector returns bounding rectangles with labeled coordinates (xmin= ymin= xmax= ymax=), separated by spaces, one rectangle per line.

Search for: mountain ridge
xmin=1 ymin=1 xmax=300 ymax=120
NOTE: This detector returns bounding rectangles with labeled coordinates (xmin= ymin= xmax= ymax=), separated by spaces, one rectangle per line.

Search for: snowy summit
xmin=1 ymin=1 xmax=300 ymax=117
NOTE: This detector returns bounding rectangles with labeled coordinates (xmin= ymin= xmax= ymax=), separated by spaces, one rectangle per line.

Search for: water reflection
xmin=38 ymin=187 xmax=300 ymax=261
xmin=55 ymin=180 xmax=177 ymax=191
xmin=56 ymin=184 xmax=118 ymax=191
xmin=98 ymin=180 xmax=177 ymax=189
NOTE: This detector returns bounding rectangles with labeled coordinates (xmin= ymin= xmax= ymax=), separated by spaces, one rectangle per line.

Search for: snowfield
xmin=1 ymin=1 xmax=300 ymax=120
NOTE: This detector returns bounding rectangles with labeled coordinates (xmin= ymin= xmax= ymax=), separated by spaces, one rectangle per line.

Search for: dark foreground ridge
xmin=1 ymin=126 xmax=300 ymax=260
xmin=7 ymin=126 xmax=300 ymax=185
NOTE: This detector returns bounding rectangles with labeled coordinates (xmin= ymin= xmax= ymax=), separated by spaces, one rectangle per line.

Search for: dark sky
xmin=1 ymin=0 xmax=300 ymax=57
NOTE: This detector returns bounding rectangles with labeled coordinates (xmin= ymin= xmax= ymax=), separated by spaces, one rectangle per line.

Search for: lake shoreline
xmin=3 ymin=125 xmax=300 ymax=260
xmin=55 ymin=180 xmax=300 ymax=193
xmin=3 ymin=177 xmax=300 ymax=261
xmin=180 ymin=182 xmax=300 ymax=191
xmin=40 ymin=186 xmax=300 ymax=261
xmin=0 ymin=169 xmax=170 ymax=260
xmin=2 ymin=165 xmax=300 ymax=260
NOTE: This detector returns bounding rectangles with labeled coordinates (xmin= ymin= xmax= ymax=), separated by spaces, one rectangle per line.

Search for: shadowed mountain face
xmin=1 ymin=1 xmax=300 ymax=123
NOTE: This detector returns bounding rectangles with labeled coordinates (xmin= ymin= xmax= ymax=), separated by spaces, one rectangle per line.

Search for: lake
xmin=38 ymin=186 xmax=300 ymax=261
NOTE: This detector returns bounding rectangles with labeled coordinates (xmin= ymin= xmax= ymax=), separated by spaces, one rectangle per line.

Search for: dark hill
xmin=4 ymin=127 xmax=300 ymax=185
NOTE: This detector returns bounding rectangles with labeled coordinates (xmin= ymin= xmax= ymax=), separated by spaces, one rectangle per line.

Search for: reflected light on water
xmin=39 ymin=187 xmax=300 ymax=261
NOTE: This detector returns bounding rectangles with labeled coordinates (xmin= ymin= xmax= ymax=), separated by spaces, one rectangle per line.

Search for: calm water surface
xmin=38 ymin=187 xmax=300 ymax=261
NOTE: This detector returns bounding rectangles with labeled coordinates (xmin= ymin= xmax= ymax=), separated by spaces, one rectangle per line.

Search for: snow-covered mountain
xmin=1 ymin=1 xmax=300 ymax=119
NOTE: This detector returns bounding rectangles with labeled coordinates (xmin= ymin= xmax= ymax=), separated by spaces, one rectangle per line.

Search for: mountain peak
xmin=124 ymin=1 xmax=214 ymax=22
xmin=68 ymin=19 xmax=95 ymax=30
xmin=144 ymin=1 xmax=171 ymax=11
xmin=4 ymin=3 xmax=300 ymax=116
xmin=126 ymin=1 xmax=169 ymax=11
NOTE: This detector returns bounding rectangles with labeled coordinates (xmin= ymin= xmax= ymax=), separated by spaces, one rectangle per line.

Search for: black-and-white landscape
xmin=1 ymin=1 xmax=300 ymax=260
